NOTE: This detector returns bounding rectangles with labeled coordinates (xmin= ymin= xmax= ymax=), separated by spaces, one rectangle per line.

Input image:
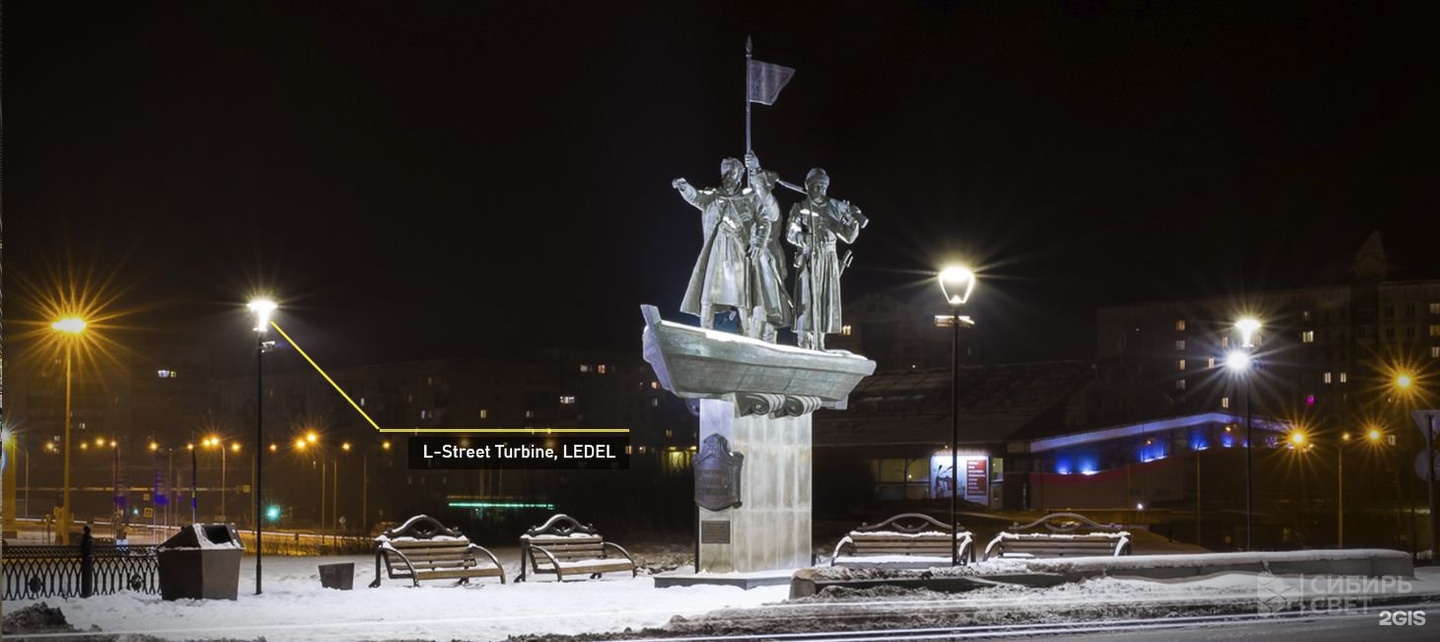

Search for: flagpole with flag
xmin=744 ymin=37 xmax=795 ymax=172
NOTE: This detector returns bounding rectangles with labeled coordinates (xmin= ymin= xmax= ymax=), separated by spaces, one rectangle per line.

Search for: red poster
xmin=965 ymin=459 xmax=987 ymax=496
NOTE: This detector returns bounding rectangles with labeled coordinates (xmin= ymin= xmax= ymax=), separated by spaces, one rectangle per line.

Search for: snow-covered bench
xmin=982 ymin=512 xmax=1131 ymax=561
xmin=831 ymin=513 xmax=975 ymax=566
xmin=515 ymin=514 xmax=637 ymax=582
xmin=368 ymin=514 xmax=505 ymax=587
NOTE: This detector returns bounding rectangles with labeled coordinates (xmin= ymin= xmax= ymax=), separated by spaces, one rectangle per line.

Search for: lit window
xmin=1222 ymin=396 xmax=1230 ymax=409
xmin=1175 ymin=379 xmax=1187 ymax=390
xmin=525 ymin=410 xmax=534 ymax=419
xmin=1323 ymin=372 xmax=1332 ymax=384
xmin=840 ymin=325 xmax=853 ymax=336
xmin=479 ymin=409 xmax=488 ymax=419
xmin=1430 ymin=325 xmax=1440 ymax=337
xmin=651 ymin=398 xmax=659 ymax=407
xmin=1221 ymin=337 xmax=1230 ymax=349
xmin=650 ymin=381 xmax=659 ymax=390
xmin=360 ymin=397 xmax=366 ymax=407
xmin=1339 ymin=372 xmax=1347 ymax=383
xmin=579 ymin=364 xmax=591 ymax=373
xmin=664 ymin=429 xmax=674 ymax=438
xmin=1175 ymin=340 xmax=1186 ymax=351
xmin=1175 ymin=320 xmax=1186 ymax=331
xmin=559 ymin=395 xmax=576 ymax=405
xmin=1177 ymin=359 xmax=1186 ymax=371
xmin=1305 ymin=394 xmax=1316 ymax=406
xmin=420 ymin=409 xmax=431 ymax=419
xmin=1430 ymin=303 xmax=1440 ymax=315
xmin=157 ymin=369 xmax=178 ymax=378
xmin=1207 ymin=357 xmax=1216 ymax=368
xmin=598 ymin=364 xmax=608 ymax=374
xmin=1301 ymin=331 xmax=1314 ymax=343
xmin=1431 ymin=346 xmax=1440 ymax=358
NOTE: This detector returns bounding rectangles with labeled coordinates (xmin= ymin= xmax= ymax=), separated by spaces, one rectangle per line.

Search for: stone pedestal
xmin=696 ymin=395 xmax=815 ymax=572
xmin=641 ymin=305 xmax=874 ymax=575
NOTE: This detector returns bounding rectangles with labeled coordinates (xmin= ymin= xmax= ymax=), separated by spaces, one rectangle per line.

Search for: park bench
xmin=368 ymin=514 xmax=505 ymax=587
xmin=831 ymin=512 xmax=975 ymax=566
xmin=515 ymin=514 xmax=637 ymax=582
xmin=982 ymin=512 xmax=1132 ymax=561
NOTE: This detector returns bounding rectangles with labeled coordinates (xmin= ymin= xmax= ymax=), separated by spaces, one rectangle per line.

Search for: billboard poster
xmin=930 ymin=454 xmax=988 ymax=503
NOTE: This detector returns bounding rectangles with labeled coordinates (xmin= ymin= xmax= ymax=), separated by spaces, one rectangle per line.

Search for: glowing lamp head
xmin=1289 ymin=431 xmax=1307 ymax=447
xmin=52 ymin=317 xmax=88 ymax=335
xmin=1225 ymin=349 xmax=1252 ymax=371
xmin=938 ymin=266 xmax=976 ymax=307
xmin=1235 ymin=317 xmax=1261 ymax=348
xmin=1368 ymin=428 xmax=1382 ymax=442
xmin=1396 ymin=373 xmax=1414 ymax=390
xmin=247 ymin=298 xmax=278 ymax=334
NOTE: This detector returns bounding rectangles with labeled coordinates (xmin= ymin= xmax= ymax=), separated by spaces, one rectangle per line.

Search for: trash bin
xmin=157 ymin=524 xmax=244 ymax=600
xmin=318 ymin=562 xmax=354 ymax=590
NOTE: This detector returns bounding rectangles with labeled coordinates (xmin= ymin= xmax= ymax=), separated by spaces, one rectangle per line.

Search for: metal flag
xmin=747 ymin=59 xmax=795 ymax=106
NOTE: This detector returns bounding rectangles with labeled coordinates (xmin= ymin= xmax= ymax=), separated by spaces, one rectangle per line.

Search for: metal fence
xmin=2 ymin=544 xmax=159 ymax=600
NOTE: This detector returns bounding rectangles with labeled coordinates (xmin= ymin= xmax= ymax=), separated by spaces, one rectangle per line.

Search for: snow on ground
xmin=7 ymin=551 xmax=1439 ymax=641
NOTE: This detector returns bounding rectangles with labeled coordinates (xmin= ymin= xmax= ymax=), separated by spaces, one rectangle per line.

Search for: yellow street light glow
xmin=1368 ymin=428 xmax=1382 ymax=442
xmin=1396 ymin=374 xmax=1414 ymax=390
xmin=937 ymin=266 xmax=976 ymax=307
xmin=341 ymin=442 xmax=351 ymax=452
xmin=95 ymin=437 xmax=105 ymax=447
xmin=231 ymin=442 xmax=241 ymax=453
xmin=382 ymin=440 xmax=391 ymax=450
xmin=51 ymin=317 xmax=88 ymax=334
xmin=306 ymin=432 xmax=318 ymax=444
xmin=247 ymin=298 xmax=278 ymax=333
xmin=1289 ymin=431 xmax=1307 ymax=446
xmin=294 ymin=438 xmax=307 ymax=451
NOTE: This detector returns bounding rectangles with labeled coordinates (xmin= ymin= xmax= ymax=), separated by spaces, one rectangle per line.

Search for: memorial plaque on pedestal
xmin=695 ymin=434 xmax=744 ymax=511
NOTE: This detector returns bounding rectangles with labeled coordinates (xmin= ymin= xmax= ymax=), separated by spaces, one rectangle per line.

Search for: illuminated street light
xmin=204 ymin=436 xmax=238 ymax=524
xmin=937 ymin=264 xmax=976 ymax=566
xmin=1392 ymin=371 xmax=1437 ymax=564
xmin=247 ymin=297 xmax=277 ymax=595
xmin=1227 ymin=316 xmax=1261 ymax=550
xmin=51 ymin=316 xmax=88 ymax=544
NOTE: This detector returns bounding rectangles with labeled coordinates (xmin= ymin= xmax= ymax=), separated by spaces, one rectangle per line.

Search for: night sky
xmin=7 ymin=2 xmax=1439 ymax=373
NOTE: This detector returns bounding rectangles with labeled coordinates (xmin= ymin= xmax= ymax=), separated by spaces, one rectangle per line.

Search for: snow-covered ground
xmin=6 ymin=551 xmax=1439 ymax=641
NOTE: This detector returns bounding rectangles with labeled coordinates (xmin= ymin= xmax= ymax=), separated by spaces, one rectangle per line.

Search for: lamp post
xmin=1227 ymin=317 xmax=1261 ymax=550
xmin=295 ymin=432 xmax=327 ymax=536
xmin=51 ymin=316 xmax=87 ymax=545
xmin=204 ymin=437 xmax=238 ymax=524
xmin=937 ymin=265 xmax=975 ymax=566
xmin=1393 ymin=373 xmax=1437 ymax=565
xmin=247 ymin=297 xmax=276 ymax=595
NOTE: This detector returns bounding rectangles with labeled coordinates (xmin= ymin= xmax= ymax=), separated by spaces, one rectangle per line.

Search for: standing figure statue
xmin=743 ymin=153 xmax=793 ymax=343
xmin=673 ymin=156 xmax=759 ymax=334
xmin=786 ymin=167 xmax=863 ymax=351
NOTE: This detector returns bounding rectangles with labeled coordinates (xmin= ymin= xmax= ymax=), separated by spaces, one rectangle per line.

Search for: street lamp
xmin=937 ymin=265 xmax=975 ymax=565
xmin=51 ymin=316 xmax=87 ymax=544
xmin=1226 ymin=316 xmax=1261 ymax=550
xmin=1393 ymin=372 xmax=1437 ymax=564
xmin=247 ymin=297 xmax=276 ymax=595
xmin=295 ymin=432 xmax=329 ymax=536
xmin=204 ymin=437 xmax=239 ymax=524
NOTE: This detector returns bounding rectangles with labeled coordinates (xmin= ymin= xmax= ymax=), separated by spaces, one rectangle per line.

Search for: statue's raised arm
xmin=674 ymin=158 xmax=757 ymax=336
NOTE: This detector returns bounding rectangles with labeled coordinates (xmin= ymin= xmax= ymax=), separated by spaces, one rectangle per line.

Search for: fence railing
xmin=2 ymin=544 xmax=160 ymax=600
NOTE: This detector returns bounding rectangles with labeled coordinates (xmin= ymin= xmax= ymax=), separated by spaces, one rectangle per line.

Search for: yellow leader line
xmin=269 ymin=321 xmax=629 ymax=435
